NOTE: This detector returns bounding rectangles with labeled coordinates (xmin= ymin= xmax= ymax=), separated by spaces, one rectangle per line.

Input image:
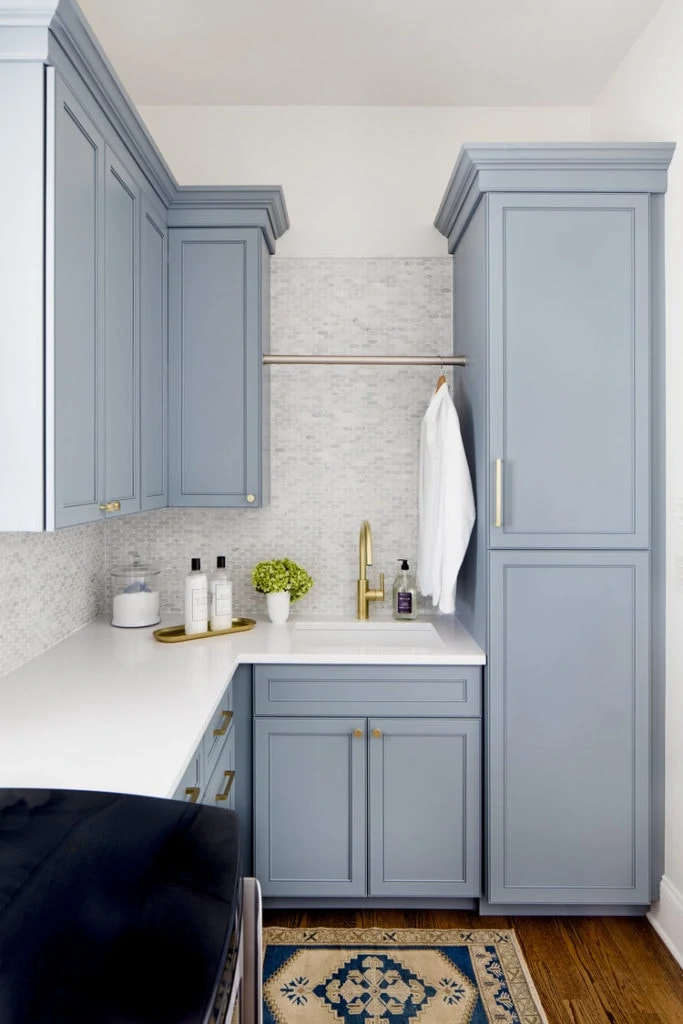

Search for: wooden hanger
xmin=435 ymin=374 xmax=447 ymax=391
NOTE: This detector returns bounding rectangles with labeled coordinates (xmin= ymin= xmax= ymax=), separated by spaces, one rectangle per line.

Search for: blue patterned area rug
xmin=262 ymin=927 xmax=548 ymax=1024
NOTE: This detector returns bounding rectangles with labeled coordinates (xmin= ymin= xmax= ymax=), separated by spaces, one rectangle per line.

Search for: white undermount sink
xmin=291 ymin=620 xmax=444 ymax=650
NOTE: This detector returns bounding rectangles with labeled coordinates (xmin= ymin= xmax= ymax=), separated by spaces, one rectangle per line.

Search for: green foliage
xmin=251 ymin=558 xmax=314 ymax=602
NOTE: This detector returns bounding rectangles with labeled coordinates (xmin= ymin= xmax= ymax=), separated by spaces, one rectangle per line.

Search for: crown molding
xmin=48 ymin=0 xmax=176 ymax=205
xmin=0 ymin=2 xmax=56 ymax=58
xmin=0 ymin=0 xmax=290 ymax=243
xmin=435 ymin=142 xmax=677 ymax=252
xmin=169 ymin=186 xmax=289 ymax=252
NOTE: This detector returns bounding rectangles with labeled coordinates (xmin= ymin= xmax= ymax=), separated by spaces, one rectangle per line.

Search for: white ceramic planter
xmin=266 ymin=591 xmax=290 ymax=624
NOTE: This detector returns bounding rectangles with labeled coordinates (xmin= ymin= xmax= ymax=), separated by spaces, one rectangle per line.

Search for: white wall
xmin=138 ymin=105 xmax=591 ymax=255
xmin=592 ymin=0 xmax=683 ymax=963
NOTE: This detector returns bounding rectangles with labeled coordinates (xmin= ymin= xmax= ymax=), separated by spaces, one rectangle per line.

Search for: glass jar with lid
xmin=111 ymin=552 xmax=161 ymax=628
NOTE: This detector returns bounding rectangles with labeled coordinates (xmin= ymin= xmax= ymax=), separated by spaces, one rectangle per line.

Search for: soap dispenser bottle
xmin=393 ymin=559 xmax=417 ymax=620
xmin=184 ymin=558 xmax=208 ymax=635
xmin=210 ymin=556 xmax=233 ymax=632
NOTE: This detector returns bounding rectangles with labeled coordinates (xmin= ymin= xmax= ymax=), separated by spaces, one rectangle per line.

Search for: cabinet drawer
xmin=203 ymin=726 xmax=236 ymax=810
xmin=172 ymin=749 xmax=202 ymax=803
xmin=253 ymin=664 xmax=481 ymax=717
xmin=203 ymin=684 xmax=234 ymax=780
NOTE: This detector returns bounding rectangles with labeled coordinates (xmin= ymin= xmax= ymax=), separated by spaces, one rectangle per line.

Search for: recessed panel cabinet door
xmin=140 ymin=194 xmax=168 ymax=510
xmin=253 ymin=718 xmax=367 ymax=897
xmin=53 ymin=76 xmax=105 ymax=528
xmin=487 ymin=550 xmax=651 ymax=904
xmin=368 ymin=718 xmax=481 ymax=897
xmin=103 ymin=146 xmax=140 ymax=516
xmin=488 ymin=193 xmax=650 ymax=549
xmin=168 ymin=228 xmax=263 ymax=507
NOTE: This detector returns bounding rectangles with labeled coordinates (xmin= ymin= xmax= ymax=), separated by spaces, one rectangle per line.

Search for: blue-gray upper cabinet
xmin=53 ymin=72 xmax=106 ymax=528
xmin=168 ymin=228 xmax=269 ymax=508
xmin=103 ymin=145 xmax=140 ymax=518
xmin=487 ymin=550 xmax=651 ymax=905
xmin=53 ymin=79 xmax=142 ymax=526
xmin=487 ymin=192 xmax=650 ymax=549
xmin=140 ymin=192 xmax=168 ymax=510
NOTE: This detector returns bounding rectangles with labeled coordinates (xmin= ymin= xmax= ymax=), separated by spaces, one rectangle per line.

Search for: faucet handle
xmin=378 ymin=572 xmax=385 ymax=598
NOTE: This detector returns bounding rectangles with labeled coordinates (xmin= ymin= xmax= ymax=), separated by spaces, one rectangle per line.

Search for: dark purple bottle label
xmin=397 ymin=592 xmax=413 ymax=614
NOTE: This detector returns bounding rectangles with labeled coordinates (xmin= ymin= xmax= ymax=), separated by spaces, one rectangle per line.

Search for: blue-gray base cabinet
xmin=173 ymin=665 xmax=253 ymax=871
xmin=252 ymin=665 xmax=481 ymax=902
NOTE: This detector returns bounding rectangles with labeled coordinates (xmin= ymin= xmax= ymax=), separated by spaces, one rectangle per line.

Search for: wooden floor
xmin=263 ymin=908 xmax=683 ymax=1024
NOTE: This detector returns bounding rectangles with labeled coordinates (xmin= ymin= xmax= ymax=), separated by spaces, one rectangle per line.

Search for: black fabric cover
xmin=0 ymin=788 xmax=240 ymax=1024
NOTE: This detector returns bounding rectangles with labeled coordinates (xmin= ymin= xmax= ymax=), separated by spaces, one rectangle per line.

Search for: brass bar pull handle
xmin=213 ymin=710 xmax=233 ymax=737
xmin=372 ymin=728 xmax=382 ymax=739
xmin=215 ymin=770 xmax=236 ymax=802
xmin=99 ymin=500 xmax=121 ymax=513
xmin=494 ymin=459 xmax=503 ymax=528
xmin=185 ymin=786 xmax=200 ymax=804
xmin=353 ymin=728 xmax=364 ymax=738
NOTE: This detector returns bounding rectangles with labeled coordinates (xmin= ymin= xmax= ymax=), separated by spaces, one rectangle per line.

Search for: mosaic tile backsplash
xmin=0 ymin=522 xmax=105 ymax=678
xmin=0 ymin=257 xmax=454 ymax=680
xmin=106 ymin=257 xmax=455 ymax=620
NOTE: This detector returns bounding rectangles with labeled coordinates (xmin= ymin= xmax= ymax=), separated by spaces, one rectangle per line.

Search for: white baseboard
xmin=647 ymin=876 xmax=683 ymax=967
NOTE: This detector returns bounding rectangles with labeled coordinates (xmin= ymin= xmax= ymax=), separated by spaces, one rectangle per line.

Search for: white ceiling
xmin=77 ymin=0 xmax=662 ymax=106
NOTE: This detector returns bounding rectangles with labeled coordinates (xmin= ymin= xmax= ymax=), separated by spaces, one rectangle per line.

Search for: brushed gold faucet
xmin=357 ymin=520 xmax=385 ymax=620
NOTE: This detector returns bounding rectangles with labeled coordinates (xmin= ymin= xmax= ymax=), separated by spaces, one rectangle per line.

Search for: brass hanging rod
xmin=263 ymin=354 xmax=468 ymax=366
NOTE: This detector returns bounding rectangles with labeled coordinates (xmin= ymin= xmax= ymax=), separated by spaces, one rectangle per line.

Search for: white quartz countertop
xmin=0 ymin=614 xmax=485 ymax=800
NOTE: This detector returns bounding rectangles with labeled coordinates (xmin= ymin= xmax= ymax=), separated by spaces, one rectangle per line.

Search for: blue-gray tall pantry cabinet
xmin=435 ymin=144 xmax=674 ymax=909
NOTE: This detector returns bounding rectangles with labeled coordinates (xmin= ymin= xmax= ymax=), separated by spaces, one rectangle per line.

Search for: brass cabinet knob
xmin=246 ymin=493 xmax=256 ymax=503
xmin=353 ymin=728 xmax=363 ymax=738
xmin=372 ymin=728 xmax=382 ymax=739
xmin=99 ymin=500 xmax=121 ymax=512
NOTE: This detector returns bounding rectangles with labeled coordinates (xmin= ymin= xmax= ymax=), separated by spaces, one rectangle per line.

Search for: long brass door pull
xmin=185 ymin=786 xmax=200 ymax=804
xmin=213 ymin=710 xmax=233 ymax=737
xmin=494 ymin=459 xmax=503 ymax=528
xmin=215 ymin=770 xmax=236 ymax=802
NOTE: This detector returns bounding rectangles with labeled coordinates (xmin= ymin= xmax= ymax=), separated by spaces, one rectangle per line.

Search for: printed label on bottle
xmin=192 ymin=587 xmax=208 ymax=621
xmin=214 ymin=582 xmax=232 ymax=615
xmin=397 ymin=592 xmax=412 ymax=614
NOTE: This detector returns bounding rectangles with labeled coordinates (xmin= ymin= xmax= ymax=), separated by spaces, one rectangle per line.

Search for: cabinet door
xmin=253 ymin=717 xmax=367 ymax=897
xmin=140 ymin=192 xmax=168 ymax=510
xmin=168 ymin=228 xmax=264 ymax=507
xmin=487 ymin=550 xmax=651 ymax=904
xmin=368 ymin=718 xmax=481 ymax=897
xmin=488 ymin=193 xmax=650 ymax=549
xmin=53 ymin=75 xmax=105 ymax=528
xmin=103 ymin=145 xmax=140 ymax=516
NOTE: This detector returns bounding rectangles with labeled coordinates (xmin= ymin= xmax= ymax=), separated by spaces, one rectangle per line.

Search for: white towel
xmin=417 ymin=382 xmax=475 ymax=614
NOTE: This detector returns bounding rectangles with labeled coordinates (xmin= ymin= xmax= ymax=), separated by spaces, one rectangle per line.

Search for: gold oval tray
xmin=153 ymin=618 xmax=256 ymax=643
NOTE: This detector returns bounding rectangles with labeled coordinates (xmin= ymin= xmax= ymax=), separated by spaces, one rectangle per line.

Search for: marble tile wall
xmin=106 ymin=257 xmax=455 ymax=620
xmin=0 ymin=256 xmax=454 ymax=680
xmin=0 ymin=522 xmax=105 ymax=678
